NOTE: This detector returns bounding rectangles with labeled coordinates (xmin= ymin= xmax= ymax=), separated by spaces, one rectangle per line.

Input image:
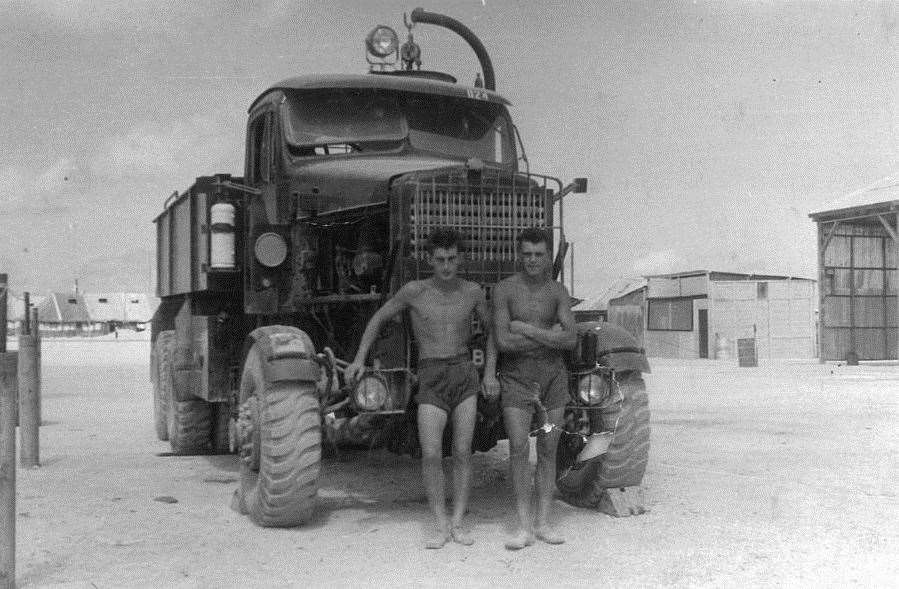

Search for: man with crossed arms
xmin=493 ymin=227 xmax=577 ymax=550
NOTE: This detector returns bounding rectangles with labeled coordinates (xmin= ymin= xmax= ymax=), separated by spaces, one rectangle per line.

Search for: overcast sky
xmin=0 ymin=0 xmax=896 ymax=299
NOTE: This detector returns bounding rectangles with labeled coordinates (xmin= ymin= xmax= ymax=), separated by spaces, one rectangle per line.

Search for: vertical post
xmin=849 ymin=233 xmax=857 ymax=363
xmin=0 ymin=352 xmax=16 ymax=589
xmin=881 ymin=236 xmax=888 ymax=360
xmin=569 ymin=242 xmax=575 ymax=297
xmin=0 ymin=273 xmax=7 ymax=353
xmin=816 ymin=222 xmax=826 ymax=363
xmin=17 ymin=328 xmax=39 ymax=468
xmin=31 ymin=308 xmax=40 ymax=423
xmin=23 ymin=292 xmax=29 ymax=336
xmin=895 ymin=212 xmax=899 ymax=360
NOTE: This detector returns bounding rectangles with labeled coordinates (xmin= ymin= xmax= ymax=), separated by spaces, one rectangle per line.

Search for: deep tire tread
xmin=162 ymin=333 xmax=213 ymax=455
xmin=152 ymin=331 xmax=173 ymax=441
xmin=244 ymin=379 xmax=321 ymax=527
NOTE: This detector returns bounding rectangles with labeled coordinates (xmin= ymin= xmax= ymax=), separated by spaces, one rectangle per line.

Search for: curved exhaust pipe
xmin=410 ymin=7 xmax=496 ymax=91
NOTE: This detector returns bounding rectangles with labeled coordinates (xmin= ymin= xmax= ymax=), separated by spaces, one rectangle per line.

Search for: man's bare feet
xmin=534 ymin=526 xmax=565 ymax=545
xmin=425 ymin=530 xmax=450 ymax=549
xmin=503 ymin=530 xmax=535 ymax=550
xmin=451 ymin=526 xmax=474 ymax=546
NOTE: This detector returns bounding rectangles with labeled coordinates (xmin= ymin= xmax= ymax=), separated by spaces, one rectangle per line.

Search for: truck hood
xmin=289 ymin=154 xmax=466 ymax=212
xmin=292 ymin=155 xmax=465 ymax=212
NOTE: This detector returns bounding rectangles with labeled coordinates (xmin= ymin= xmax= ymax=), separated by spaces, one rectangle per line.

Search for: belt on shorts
xmin=501 ymin=349 xmax=562 ymax=363
xmin=418 ymin=353 xmax=471 ymax=368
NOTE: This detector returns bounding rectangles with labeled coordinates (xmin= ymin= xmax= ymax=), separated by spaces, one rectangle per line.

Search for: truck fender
xmin=576 ymin=321 xmax=651 ymax=374
xmin=243 ymin=326 xmax=320 ymax=384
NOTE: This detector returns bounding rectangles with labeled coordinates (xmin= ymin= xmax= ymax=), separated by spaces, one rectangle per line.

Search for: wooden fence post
xmin=31 ymin=308 xmax=40 ymax=423
xmin=0 ymin=273 xmax=7 ymax=353
xmin=0 ymin=351 xmax=17 ymax=589
xmin=18 ymin=327 xmax=39 ymax=468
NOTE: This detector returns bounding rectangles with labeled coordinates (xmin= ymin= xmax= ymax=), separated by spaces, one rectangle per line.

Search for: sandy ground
xmin=6 ymin=335 xmax=898 ymax=587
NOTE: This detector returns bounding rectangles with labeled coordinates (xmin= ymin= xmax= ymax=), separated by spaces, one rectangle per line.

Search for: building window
xmin=98 ymin=298 xmax=108 ymax=303
xmin=757 ymin=282 xmax=767 ymax=300
xmin=647 ymin=297 xmax=693 ymax=331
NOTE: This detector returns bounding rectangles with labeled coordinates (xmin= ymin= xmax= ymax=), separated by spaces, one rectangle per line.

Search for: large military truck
xmin=150 ymin=8 xmax=650 ymax=526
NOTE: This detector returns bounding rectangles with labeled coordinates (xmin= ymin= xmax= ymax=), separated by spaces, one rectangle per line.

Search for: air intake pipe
xmin=410 ymin=7 xmax=496 ymax=91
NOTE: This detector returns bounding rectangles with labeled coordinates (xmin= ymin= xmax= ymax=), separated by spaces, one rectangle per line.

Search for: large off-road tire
xmin=558 ymin=372 xmax=650 ymax=508
xmin=160 ymin=332 xmax=213 ymax=455
xmin=238 ymin=334 xmax=321 ymax=527
xmin=152 ymin=331 xmax=173 ymax=441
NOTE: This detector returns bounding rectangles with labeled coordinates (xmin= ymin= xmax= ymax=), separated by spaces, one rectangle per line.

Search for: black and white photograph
xmin=0 ymin=1 xmax=896 ymax=586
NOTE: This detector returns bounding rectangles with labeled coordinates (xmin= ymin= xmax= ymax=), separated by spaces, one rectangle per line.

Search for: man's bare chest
xmin=509 ymin=284 xmax=557 ymax=323
xmin=410 ymin=289 xmax=476 ymax=325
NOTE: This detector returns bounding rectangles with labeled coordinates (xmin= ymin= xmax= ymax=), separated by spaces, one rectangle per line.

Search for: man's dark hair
xmin=516 ymin=227 xmax=552 ymax=250
xmin=425 ymin=227 xmax=463 ymax=253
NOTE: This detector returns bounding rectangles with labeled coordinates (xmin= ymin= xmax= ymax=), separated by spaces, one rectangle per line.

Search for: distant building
xmin=608 ymin=270 xmax=816 ymax=360
xmin=83 ymin=292 xmax=158 ymax=330
xmin=35 ymin=292 xmax=95 ymax=336
xmin=573 ymin=278 xmax=649 ymax=326
xmin=604 ymin=278 xmax=647 ymax=345
xmin=33 ymin=291 xmax=159 ymax=336
xmin=809 ymin=176 xmax=899 ymax=361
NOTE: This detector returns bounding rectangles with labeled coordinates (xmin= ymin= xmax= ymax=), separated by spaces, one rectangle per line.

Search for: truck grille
xmin=403 ymin=168 xmax=562 ymax=283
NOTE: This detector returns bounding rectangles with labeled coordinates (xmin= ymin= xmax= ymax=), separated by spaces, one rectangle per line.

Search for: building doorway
xmin=698 ymin=309 xmax=709 ymax=359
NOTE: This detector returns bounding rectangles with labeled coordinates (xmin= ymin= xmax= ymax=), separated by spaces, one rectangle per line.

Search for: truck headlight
xmin=366 ymin=26 xmax=399 ymax=57
xmin=354 ymin=374 xmax=388 ymax=411
xmin=577 ymin=372 xmax=610 ymax=405
xmin=254 ymin=232 xmax=288 ymax=267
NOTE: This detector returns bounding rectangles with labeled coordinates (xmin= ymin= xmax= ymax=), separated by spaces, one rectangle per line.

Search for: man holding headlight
xmin=346 ymin=227 xmax=499 ymax=549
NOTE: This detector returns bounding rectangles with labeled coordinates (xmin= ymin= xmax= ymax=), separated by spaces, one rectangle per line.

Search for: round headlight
xmin=577 ymin=372 xmax=610 ymax=405
xmin=254 ymin=232 xmax=288 ymax=267
xmin=354 ymin=374 xmax=389 ymax=411
xmin=366 ymin=25 xmax=399 ymax=58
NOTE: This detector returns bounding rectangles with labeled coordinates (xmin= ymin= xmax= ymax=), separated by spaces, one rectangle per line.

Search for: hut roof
xmin=36 ymin=293 xmax=91 ymax=323
xmin=809 ymin=175 xmax=899 ymax=220
xmin=645 ymin=269 xmax=814 ymax=282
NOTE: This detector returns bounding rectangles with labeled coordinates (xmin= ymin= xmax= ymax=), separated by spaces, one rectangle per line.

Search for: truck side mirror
xmin=572 ymin=178 xmax=588 ymax=193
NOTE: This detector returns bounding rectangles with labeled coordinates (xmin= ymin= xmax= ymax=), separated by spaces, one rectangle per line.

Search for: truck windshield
xmin=281 ymin=88 xmax=514 ymax=164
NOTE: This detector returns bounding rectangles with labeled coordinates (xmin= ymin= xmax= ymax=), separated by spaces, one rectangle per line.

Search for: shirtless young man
xmin=346 ymin=228 xmax=499 ymax=549
xmin=493 ymin=227 xmax=577 ymax=550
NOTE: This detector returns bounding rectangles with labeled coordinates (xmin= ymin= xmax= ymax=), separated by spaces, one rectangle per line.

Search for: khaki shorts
xmin=499 ymin=352 xmax=569 ymax=412
xmin=415 ymin=354 xmax=479 ymax=414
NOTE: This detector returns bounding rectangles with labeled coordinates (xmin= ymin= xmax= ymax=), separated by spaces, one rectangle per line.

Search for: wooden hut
xmin=610 ymin=270 xmax=816 ymax=360
xmin=809 ymin=177 xmax=899 ymax=361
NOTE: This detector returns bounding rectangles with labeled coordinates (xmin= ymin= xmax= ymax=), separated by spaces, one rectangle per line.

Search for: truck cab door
xmin=247 ymin=110 xmax=278 ymax=223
